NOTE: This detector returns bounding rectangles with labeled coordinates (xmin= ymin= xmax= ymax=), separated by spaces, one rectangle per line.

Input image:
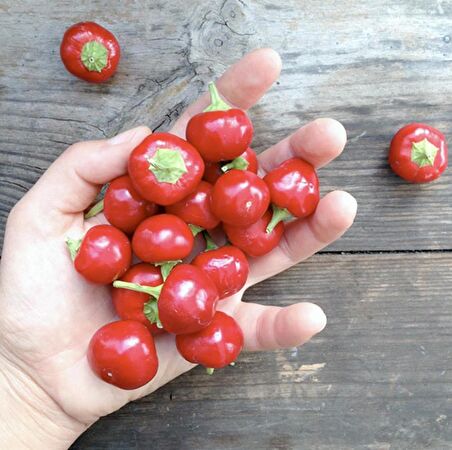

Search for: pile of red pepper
xmin=61 ymin=21 xmax=448 ymax=391
xmin=66 ymin=82 xmax=321 ymax=390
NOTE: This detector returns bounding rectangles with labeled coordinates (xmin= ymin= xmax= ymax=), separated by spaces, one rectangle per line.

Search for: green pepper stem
xmin=154 ymin=260 xmax=181 ymax=281
xmin=112 ymin=280 xmax=162 ymax=299
xmin=81 ymin=41 xmax=108 ymax=72
xmin=189 ymin=224 xmax=204 ymax=236
xmin=221 ymin=156 xmax=249 ymax=172
xmin=411 ymin=138 xmax=439 ymax=167
xmin=65 ymin=237 xmax=82 ymax=261
xmin=203 ymin=82 xmax=231 ymax=112
xmin=143 ymin=299 xmax=162 ymax=328
xmin=84 ymin=199 xmax=104 ymax=219
xmin=203 ymin=232 xmax=218 ymax=251
xmin=148 ymin=148 xmax=188 ymax=184
xmin=206 ymin=367 xmax=215 ymax=375
xmin=266 ymin=205 xmax=292 ymax=234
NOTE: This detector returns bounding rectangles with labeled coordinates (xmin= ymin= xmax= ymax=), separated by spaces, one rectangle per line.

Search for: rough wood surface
xmin=1 ymin=0 xmax=452 ymax=449
xmin=72 ymin=253 xmax=452 ymax=450
xmin=1 ymin=0 xmax=451 ymax=251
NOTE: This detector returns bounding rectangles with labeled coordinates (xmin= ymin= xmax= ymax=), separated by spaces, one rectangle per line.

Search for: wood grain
xmin=1 ymin=0 xmax=452 ymax=449
xmin=71 ymin=253 xmax=452 ymax=449
xmin=1 ymin=0 xmax=451 ymax=251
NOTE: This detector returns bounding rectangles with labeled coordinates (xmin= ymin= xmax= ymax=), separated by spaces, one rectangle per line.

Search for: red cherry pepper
xmin=176 ymin=312 xmax=244 ymax=370
xmin=203 ymin=162 xmax=223 ymax=185
xmin=128 ymin=133 xmax=204 ymax=205
xmin=264 ymin=158 xmax=320 ymax=232
xmin=113 ymin=264 xmax=219 ymax=334
xmin=224 ymin=211 xmax=284 ymax=257
xmin=87 ymin=320 xmax=158 ymax=390
xmin=192 ymin=243 xmax=249 ymax=299
xmin=389 ymin=123 xmax=448 ymax=183
xmin=112 ymin=263 xmax=165 ymax=335
xmin=165 ymin=181 xmax=219 ymax=230
xmin=60 ymin=22 xmax=120 ymax=83
xmin=98 ymin=175 xmax=159 ymax=234
xmin=132 ymin=214 xmax=194 ymax=264
xmin=158 ymin=264 xmax=219 ymax=334
xmin=186 ymin=82 xmax=253 ymax=162
xmin=203 ymin=147 xmax=259 ymax=184
xmin=211 ymin=170 xmax=270 ymax=226
xmin=66 ymin=224 xmax=131 ymax=284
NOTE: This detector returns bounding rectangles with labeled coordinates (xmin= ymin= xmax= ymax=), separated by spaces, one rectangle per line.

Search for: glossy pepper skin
xmin=211 ymin=170 xmax=270 ymax=226
xmin=224 ymin=211 xmax=284 ymax=257
xmin=165 ymin=181 xmax=220 ymax=230
xmin=104 ymin=175 xmax=159 ymax=234
xmin=176 ymin=312 xmax=244 ymax=369
xmin=204 ymin=147 xmax=258 ymax=184
xmin=158 ymin=264 xmax=219 ymax=335
xmin=389 ymin=123 xmax=448 ymax=183
xmin=60 ymin=22 xmax=120 ymax=83
xmin=192 ymin=246 xmax=249 ymax=299
xmin=87 ymin=320 xmax=158 ymax=390
xmin=264 ymin=158 xmax=320 ymax=219
xmin=112 ymin=263 xmax=165 ymax=335
xmin=132 ymin=214 xmax=194 ymax=263
xmin=128 ymin=133 xmax=204 ymax=205
xmin=186 ymin=83 xmax=253 ymax=162
xmin=68 ymin=224 xmax=131 ymax=284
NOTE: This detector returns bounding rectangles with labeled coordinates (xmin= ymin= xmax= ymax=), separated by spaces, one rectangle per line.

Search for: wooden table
xmin=1 ymin=1 xmax=451 ymax=448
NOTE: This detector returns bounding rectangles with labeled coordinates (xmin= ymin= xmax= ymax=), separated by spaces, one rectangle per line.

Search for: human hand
xmin=0 ymin=48 xmax=357 ymax=449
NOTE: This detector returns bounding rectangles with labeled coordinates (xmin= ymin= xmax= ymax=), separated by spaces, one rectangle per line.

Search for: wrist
xmin=0 ymin=354 xmax=87 ymax=449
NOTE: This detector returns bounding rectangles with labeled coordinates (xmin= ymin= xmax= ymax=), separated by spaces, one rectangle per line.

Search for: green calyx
xmin=411 ymin=138 xmax=439 ymax=167
xmin=189 ymin=224 xmax=204 ymax=236
xmin=84 ymin=199 xmax=104 ymax=219
xmin=113 ymin=281 xmax=164 ymax=328
xmin=266 ymin=205 xmax=293 ymax=234
xmin=143 ymin=299 xmax=163 ymax=328
xmin=203 ymin=82 xmax=231 ymax=112
xmin=148 ymin=148 xmax=188 ymax=184
xmin=66 ymin=237 xmax=82 ymax=260
xmin=112 ymin=280 xmax=162 ymax=298
xmin=206 ymin=367 xmax=215 ymax=375
xmin=81 ymin=41 xmax=108 ymax=72
xmin=221 ymin=156 xmax=249 ymax=172
xmin=203 ymin=232 xmax=218 ymax=251
xmin=155 ymin=260 xmax=181 ymax=281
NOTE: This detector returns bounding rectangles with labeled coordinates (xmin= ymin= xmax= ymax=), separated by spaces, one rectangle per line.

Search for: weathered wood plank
xmin=71 ymin=252 xmax=452 ymax=449
xmin=1 ymin=0 xmax=452 ymax=251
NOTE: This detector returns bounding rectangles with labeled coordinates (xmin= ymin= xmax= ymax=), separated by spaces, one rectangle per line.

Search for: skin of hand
xmin=0 ymin=48 xmax=357 ymax=449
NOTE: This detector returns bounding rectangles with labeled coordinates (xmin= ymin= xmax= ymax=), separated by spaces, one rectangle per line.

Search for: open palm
xmin=0 ymin=49 xmax=357 ymax=440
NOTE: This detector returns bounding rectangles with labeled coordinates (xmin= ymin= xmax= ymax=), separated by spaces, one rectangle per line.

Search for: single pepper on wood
xmin=389 ymin=123 xmax=448 ymax=183
xmin=60 ymin=22 xmax=120 ymax=83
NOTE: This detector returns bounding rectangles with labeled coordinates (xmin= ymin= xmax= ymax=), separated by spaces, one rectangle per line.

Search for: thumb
xmin=26 ymin=126 xmax=151 ymax=217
